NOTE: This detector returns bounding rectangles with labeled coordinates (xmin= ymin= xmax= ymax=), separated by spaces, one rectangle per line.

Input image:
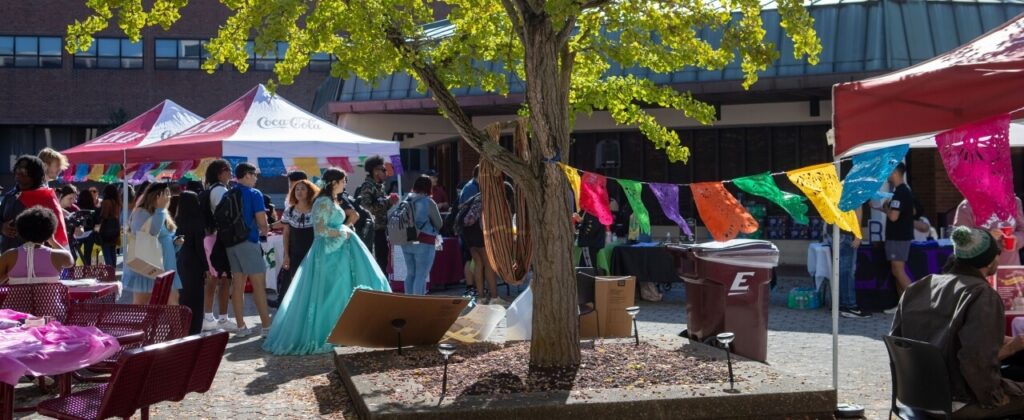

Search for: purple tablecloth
xmin=0 ymin=322 xmax=119 ymax=385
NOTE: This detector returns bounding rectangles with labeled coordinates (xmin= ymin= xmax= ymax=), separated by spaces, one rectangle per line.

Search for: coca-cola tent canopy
xmin=126 ymin=84 xmax=398 ymax=163
xmin=62 ymin=100 xmax=202 ymax=164
xmin=833 ymin=13 xmax=1024 ymax=158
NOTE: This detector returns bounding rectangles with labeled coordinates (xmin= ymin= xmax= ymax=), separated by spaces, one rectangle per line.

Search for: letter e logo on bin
xmin=729 ymin=272 xmax=755 ymax=296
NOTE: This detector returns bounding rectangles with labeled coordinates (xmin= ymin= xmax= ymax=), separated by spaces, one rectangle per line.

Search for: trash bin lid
xmin=669 ymin=239 xmax=779 ymax=269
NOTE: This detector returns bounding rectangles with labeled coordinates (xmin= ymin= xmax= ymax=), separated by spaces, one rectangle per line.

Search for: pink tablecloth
xmin=0 ymin=322 xmax=120 ymax=385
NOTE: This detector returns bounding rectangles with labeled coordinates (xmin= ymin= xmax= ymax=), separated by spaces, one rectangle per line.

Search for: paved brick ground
xmin=14 ymin=272 xmax=894 ymax=419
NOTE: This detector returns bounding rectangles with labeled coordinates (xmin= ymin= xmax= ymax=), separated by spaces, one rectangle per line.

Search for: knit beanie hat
xmin=950 ymin=226 xmax=1001 ymax=269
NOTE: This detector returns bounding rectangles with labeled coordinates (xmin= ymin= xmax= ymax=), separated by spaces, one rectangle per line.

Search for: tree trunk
xmin=524 ymin=164 xmax=580 ymax=368
xmin=393 ymin=4 xmax=582 ymax=369
xmin=522 ymin=12 xmax=581 ymax=369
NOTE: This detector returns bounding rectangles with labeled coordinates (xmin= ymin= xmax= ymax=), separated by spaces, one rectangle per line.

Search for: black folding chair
xmin=883 ymin=335 xmax=953 ymax=419
xmin=576 ymin=267 xmax=599 ymax=336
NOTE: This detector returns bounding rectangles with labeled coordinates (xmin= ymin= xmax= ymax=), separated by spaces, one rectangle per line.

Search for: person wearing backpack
xmin=393 ymin=176 xmax=443 ymax=295
xmin=199 ymin=159 xmax=233 ymax=331
xmin=219 ymin=162 xmax=273 ymax=338
xmin=95 ymin=184 xmax=121 ymax=267
xmin=357 ymin=155 xmax=395 ymax=272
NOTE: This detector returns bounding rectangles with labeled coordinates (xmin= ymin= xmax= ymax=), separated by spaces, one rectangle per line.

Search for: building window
xmin=155 ymin=39 xmax=210 ymax=70
xmin=74 ymin=38 xmax=142 ymax=69
xmin=309 ymin=52 xmax=334 ymax=72
xmin=0 ymin=36 xmax=62 ymax=68
xmin=595 ymin=139 xmax=620 ymax=169
xmin=245 ymin=41 xmax=335 ymax=72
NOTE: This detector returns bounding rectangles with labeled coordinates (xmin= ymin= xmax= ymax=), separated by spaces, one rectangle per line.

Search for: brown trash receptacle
xmin=667 ymin=240 xmax=779 ymax=362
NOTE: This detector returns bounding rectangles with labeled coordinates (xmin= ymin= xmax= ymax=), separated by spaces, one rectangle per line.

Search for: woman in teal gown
xmin=264 ymin=168 xmax=391 ymax=355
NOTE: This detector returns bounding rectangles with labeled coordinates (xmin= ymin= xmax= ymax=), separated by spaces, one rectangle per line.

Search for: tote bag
xmin=126 ymin=215 xmax=164 ymax=279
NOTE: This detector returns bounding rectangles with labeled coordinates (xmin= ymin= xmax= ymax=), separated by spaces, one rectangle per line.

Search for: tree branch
xmin=580 ymin=0 xmax=613 ymax=9
xmin=384 ymin=26 xmax=533 ymax=184
xmin=499 ymin=0 xmax=527 ymax=45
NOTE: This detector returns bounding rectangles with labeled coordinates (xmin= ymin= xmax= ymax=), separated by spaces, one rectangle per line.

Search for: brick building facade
xmin=0 ymin=1 xmax=327 ymax=179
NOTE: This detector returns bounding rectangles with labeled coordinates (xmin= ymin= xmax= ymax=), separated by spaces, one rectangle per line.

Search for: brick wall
xmin=908 ymin=149 xmax=963 ymax=227
xmin=458 ymin=139 xmax=480 ymax=181
xmin=0 ymin=1 xmax=323 ymax=126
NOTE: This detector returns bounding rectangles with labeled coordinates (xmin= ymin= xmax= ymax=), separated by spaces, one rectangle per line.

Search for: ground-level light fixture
xmin=626 ymin=306 xmax=641 ymax=346
xmin=717 ymin=332 xmax=736 ymax=391
xmin=438 ymin=343 xmax=457 ymax=398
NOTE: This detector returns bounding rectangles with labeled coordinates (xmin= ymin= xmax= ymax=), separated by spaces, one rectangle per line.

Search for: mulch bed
xmin=348 ymin=341 xmax=737 ymax=399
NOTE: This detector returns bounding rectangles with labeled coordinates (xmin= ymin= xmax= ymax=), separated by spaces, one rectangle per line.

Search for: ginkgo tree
xmin=68 ymin=0 xmax=820 ymax=370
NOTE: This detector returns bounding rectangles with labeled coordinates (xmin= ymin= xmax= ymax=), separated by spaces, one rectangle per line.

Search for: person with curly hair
xmin=0 ymin=206 xmax=74 ymax=284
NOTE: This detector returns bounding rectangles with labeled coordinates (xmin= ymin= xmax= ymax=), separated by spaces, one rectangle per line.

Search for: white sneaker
xmin=490 ymin=297 xmax=510 ymax=306
xmin=216 ymin=318 xmax=237 ymax=332
xmin=234 ymin=325 xmax=262 ymax=338
xmin=261 ymin=326 xmax=271 ymax=338
xmin=883 ymin=306 xmax=899 ymax=315
xmin=202 ymin=317 xmax=219 ymax=331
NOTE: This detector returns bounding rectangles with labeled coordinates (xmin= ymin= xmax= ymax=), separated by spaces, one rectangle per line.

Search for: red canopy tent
xmin=833 ymin=13 xmax=1024 ymax=157
xmin=61 ymin=99 xmax=202 ymax=165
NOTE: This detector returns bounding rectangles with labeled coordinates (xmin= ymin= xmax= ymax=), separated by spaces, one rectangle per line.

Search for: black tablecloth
xmin=610 ymin=245 xmax=680 ymax=284
xmin=854 ymin=243 xmax=954 ymax=311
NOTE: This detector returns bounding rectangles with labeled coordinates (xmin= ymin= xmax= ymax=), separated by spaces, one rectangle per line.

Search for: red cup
xmin=1002 ymin=227 xmax=1016 ymax=251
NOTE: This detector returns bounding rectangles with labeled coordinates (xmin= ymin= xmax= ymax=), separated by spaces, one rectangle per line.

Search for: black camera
xmin=66 ymin=209 xmax=94 ymax=229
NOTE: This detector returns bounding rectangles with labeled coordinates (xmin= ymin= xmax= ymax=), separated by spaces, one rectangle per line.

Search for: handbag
xmin=126 ymin=215 xmax=165 ymax=279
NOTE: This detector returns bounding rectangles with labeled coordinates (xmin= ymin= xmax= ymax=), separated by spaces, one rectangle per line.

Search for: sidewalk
xmin=16 ymin=272 xmax=893 ymax=419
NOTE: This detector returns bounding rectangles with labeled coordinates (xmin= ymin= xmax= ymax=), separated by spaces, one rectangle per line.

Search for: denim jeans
xmin=839 ymin=235 xmax=858 ymax=308
xmin=402 ymin=243 xmax=437 ymax=295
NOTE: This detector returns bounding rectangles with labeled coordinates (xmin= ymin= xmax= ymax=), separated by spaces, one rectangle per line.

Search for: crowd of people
xmin=0 ymin=147 xmax=517 ymax=355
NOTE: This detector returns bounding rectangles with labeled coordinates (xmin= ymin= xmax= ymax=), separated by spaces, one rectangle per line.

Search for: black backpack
xmin=440 ymin=205 xmax=460 ymax=237
xmin=350 ymin=186 xmax=374 ymax=233
xmin=213 ymin=188 xmax=249 ymax=247
xmin=198 ymin=183 xmax=226 ymax=235
xmin=98 ymin=216 xmax=120 ymax=245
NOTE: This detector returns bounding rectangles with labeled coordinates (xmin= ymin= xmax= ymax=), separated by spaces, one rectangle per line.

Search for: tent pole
xmin=121 ymin=153 xmax=130 ymax=279
xmin=831 ymin=161 xmax=841 ymax=393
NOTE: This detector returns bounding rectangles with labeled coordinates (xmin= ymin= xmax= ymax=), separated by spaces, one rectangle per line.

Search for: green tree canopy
xmin=67 ymin=0 xmax=820 ymax=165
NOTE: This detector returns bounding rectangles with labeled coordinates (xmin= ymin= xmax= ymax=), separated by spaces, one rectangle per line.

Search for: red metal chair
xmin=149 ymin=270 xmax=175 ymax=305
xmin=60 ymin=265 xmax=116 ymax=282
xmin=36 ymin=330 xmax=229 ymax=420
xmin=65 ymin=303 xmax=192 ymax=382
xmin=0 ymin=283 xmax=69 ymax=322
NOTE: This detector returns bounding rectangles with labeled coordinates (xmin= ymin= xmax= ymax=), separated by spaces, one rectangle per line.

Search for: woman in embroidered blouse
xmin=273 ymin=179 xmax=319 ymax=308
xmin=264 ymin=168 xmax=391 ymax=355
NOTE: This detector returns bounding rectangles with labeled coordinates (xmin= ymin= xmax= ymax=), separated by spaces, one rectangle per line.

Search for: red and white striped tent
xmin=62 ymin=99 xmax=202 ymax=165
xmin=126 ymin=84 xmax=398 ymax=164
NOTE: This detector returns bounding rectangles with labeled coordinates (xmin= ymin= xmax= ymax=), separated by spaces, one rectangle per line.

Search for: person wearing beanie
xmin=891 ymin=226 xmax=1024 ymax=417
xmin=953 ymin=196 xmax=1024 ymax=266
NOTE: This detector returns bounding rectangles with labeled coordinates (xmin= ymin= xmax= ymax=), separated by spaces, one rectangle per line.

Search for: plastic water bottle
xmin=664 ymin=232 xmax=671 ymax=244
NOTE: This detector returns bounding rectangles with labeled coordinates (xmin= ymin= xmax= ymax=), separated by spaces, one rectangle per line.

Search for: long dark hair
xmin=174 ymin=191 xmax=204 ymax=239
xmin=316 ymin=168 xmax=347 ymax=201
xmin=99 ymin=184 xmax=122 ymax=220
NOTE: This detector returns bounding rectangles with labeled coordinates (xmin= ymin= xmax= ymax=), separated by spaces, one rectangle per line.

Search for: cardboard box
xmin=993 ymin=267 xmax=1024 ymax=311
xmin=328 ymin=290 xmax=469 ymax=348
xmin=579 ymin=276 xmax=636 ymax=338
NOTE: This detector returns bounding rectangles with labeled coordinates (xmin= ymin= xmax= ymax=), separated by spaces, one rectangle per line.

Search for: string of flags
xmin=560 ymin=145 xmax=913 ymax=242
xmin=557 ymin=114 xmax=1015 ymax=242
xmin=60 ymin=154 xmax=405 ymax=185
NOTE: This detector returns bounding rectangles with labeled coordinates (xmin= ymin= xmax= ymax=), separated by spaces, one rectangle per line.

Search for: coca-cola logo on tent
xmin=256 ymin=117 xmax=321 ymax=130
xmin=86 ymin=131 xmax=144 ymax=146
xmin=176 ymin=120 xmax=241 ymax=137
